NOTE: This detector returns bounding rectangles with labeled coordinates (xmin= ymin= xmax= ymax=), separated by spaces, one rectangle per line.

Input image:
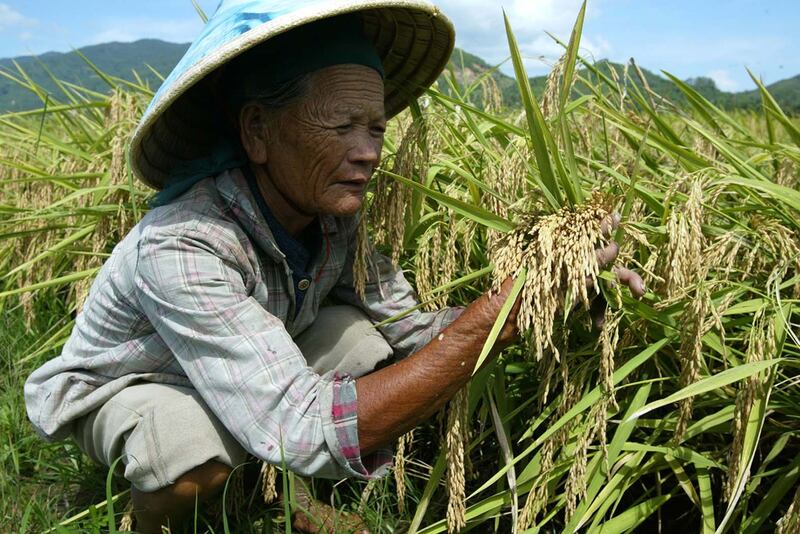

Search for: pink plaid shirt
xmin=25 ymin=168 xmax=461 ymax=480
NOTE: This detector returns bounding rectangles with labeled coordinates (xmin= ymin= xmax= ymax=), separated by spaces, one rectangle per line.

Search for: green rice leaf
xmin=503 ymin=11 xmax=563 ymax=209
xmin=626 ymin=359 xmax=783 ymax=422
xmin=385 ymin=170 xmax=514 ymax=232
xmin=593 ymin=492 xmax=674 ymax=534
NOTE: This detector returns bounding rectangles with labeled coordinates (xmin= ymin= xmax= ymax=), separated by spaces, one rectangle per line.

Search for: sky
xmin=0 ymin=1 xmax=797 ymax=92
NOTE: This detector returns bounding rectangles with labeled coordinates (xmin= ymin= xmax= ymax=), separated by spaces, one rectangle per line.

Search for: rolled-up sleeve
xmin=133 ymin=226 xmax=387 ymax=479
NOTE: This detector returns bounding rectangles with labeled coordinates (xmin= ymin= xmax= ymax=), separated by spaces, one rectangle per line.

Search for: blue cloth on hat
xmin=149 ymin=13 xmax=383 ymax=208
xmin=150 ymin=138 xmax=246 ymax=207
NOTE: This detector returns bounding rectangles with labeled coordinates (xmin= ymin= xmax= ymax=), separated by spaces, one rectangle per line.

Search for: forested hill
xmin=448 ymin=48 xmax=800 ymax=114
xmin=1 ymin=39 xmax=798 ymax=114
xmin=0 ymin=40 xmax=189 ymax=112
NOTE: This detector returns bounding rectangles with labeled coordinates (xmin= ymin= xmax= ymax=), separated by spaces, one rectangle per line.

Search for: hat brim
xmin=130 ymin=0 xmax=455 ymax=190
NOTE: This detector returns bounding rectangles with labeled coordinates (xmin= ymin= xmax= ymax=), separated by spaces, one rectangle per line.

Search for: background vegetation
xmin=2 ymin=39 xmax=800 ymax=114
xmin=1 ymin=5 xmax=799 ymax=533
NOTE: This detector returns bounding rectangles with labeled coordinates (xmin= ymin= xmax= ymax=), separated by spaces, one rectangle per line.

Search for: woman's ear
xmin=239 ymin=102 xmax=271 ymax=164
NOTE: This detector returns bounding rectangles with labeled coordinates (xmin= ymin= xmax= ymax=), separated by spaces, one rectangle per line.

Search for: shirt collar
xmin=214 ymin=167 xmax=338 ymax=263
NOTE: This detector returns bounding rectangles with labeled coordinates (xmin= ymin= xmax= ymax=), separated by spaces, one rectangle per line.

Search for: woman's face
xmin=243 ymin=64 xmax=386 ymax=228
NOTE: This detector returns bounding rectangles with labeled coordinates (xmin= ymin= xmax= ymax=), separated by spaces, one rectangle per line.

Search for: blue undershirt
xmin=243 ymin=166 xmax=321 ymax=316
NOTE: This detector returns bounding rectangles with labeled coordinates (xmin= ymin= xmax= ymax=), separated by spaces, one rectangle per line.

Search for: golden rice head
xmin=479 ymin=74 xmax=503 ymax=114
xmin=394 ymin=430 xmax=415 ymax=514
xmin=414 ymin=218 xmax=441 ymax=311
xmin=517 ymin=438 xmax=556 ymax=531
xmin=414 ymin=208 xmax=461 ymax=311
xmin=674 ymin=284 xmax=713 ymax=442
xmin=776 ymin=484 xmax=800 ymax=534
xmin=519 ymin=366 xmax=584 ymax=530
xmin=446 ymin=387 xmax=469 ymax=533
xmin=119 ymin=501 xmax=134 ymax=531
xmin=617 ymin=231 xmax=663 ymax=294
xmin=491 ymin=194 xmax=612 ymax=362
xmin=708 ymin=214 xmax=800 ymax=297
xmin=776 ymin=157 xmax=798 ymax=189
xmin=599 ymin=306 xmax=622 ymax=406
xmin=564 ymin=398 xmax=611 ymax=521
xmin=541 ymin=56 xmax=566 ymax=121
xmin=368 ymin=167 xmax=410 ymax=265
xmin=353 ymin=214 xmax=373 ymax=300
xmin=371 ymin=114 xmax=439 ymax=264
xmin=662 ymin=178 xmax=707 ymax=299
xmin=484 ymin=138 xmax=531 ymax=253
xmin=726 ymin=307 xmax=775 ymax=500
xmin=260 ymin=461 xmax=278 ymax=504
xmin=692 ymin=136 xmax=720 ymax=163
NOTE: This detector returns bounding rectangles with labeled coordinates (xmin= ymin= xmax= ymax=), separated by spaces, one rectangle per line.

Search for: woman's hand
xmin=355 ymin=213 xmax=646 ymax=455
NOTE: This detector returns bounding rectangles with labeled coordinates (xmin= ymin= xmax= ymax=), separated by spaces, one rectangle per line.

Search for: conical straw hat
xmin=129 ymin=0 xmax=455 ymax=190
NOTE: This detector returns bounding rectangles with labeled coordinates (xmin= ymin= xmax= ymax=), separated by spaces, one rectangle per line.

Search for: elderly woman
xmin=25 ymin=1 xmax=643 ymax=532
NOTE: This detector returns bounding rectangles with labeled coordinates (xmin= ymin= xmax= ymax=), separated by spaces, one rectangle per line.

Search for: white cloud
xmin=708 ymin=69 xmax=740 ymax=92
xmin=89 ymin=17 xmax=203 ymax=45
xmin=0 ymin=3 xmax=37 ymax=32
xmin=436 ymin=0 xmax=608 ymax=75
xmin=633 ymin=35 xmax=786 ymax=74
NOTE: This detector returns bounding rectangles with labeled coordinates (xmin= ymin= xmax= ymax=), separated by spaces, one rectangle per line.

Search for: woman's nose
xmin=349 ymin=133 xmax=382 ymax=168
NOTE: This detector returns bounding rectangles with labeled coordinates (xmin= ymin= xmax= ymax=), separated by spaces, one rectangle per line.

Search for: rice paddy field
xmin=1 ymin=7 xmax=799 ymax=533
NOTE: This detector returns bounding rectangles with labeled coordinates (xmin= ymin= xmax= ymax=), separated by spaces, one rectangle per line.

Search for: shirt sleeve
xmin=133 ymin=225 xmax=389 ymax=480
xmin=331 ymin=219 xmax=464 ymax=359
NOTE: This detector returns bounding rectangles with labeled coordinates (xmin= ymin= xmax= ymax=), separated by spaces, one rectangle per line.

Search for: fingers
xmin=595 ymin=241 xmax=620 ymax=268
xmin=614 ymin=266 xmax=646 ymax=298
xmin=600 ymin=212 xmax=621 ymax=238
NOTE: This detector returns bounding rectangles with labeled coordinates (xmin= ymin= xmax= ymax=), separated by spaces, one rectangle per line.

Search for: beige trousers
xmin=71 ymin=305 xmax=393 ymax=492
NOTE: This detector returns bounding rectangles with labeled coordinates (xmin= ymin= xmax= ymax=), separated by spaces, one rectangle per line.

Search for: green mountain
xmin=1 ymin=39 xmax=798 ymax=114
xmin=0 ymin=40 xmax=189 ymax=111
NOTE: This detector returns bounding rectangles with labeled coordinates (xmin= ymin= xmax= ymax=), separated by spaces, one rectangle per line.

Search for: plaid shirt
xmin=25 ymin=168 xmax=461 ymax=480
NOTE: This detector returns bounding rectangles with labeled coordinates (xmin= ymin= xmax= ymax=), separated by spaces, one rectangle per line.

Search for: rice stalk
xmin=394 ymin=430 xmax=414 ymax=513
xmin=564 ymin=397 xmax=612 ymax=520
xmin=674 ymin=284 xmax=713 ymax=441
xmin=541 ymin=56 xmax=566 ymax=121
xmin=479 ymin=74 xmax=503 ymax=114
xmin=353 ymin=214 xmax=373 ymax=300
xmin=445 ymin=387 xmax=469 ymax=533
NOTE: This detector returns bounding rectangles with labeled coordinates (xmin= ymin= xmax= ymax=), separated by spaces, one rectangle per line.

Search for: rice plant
xmin=1 ymin=3 xmax=799 ymax=532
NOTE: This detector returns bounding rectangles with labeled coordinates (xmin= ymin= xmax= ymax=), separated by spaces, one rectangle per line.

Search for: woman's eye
xmin=371 ymin=125 xmax=386 ymax=135
xmin=335 ymin=123 xmax=352 ymax=132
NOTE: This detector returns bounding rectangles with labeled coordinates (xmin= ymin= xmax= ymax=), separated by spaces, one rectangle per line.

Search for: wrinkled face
xmin=244 ymin=64 xmax=386 ymax=222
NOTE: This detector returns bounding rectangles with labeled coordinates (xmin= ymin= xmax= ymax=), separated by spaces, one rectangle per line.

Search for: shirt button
xmin=297 ymin=278 xmax=311 ymax=291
